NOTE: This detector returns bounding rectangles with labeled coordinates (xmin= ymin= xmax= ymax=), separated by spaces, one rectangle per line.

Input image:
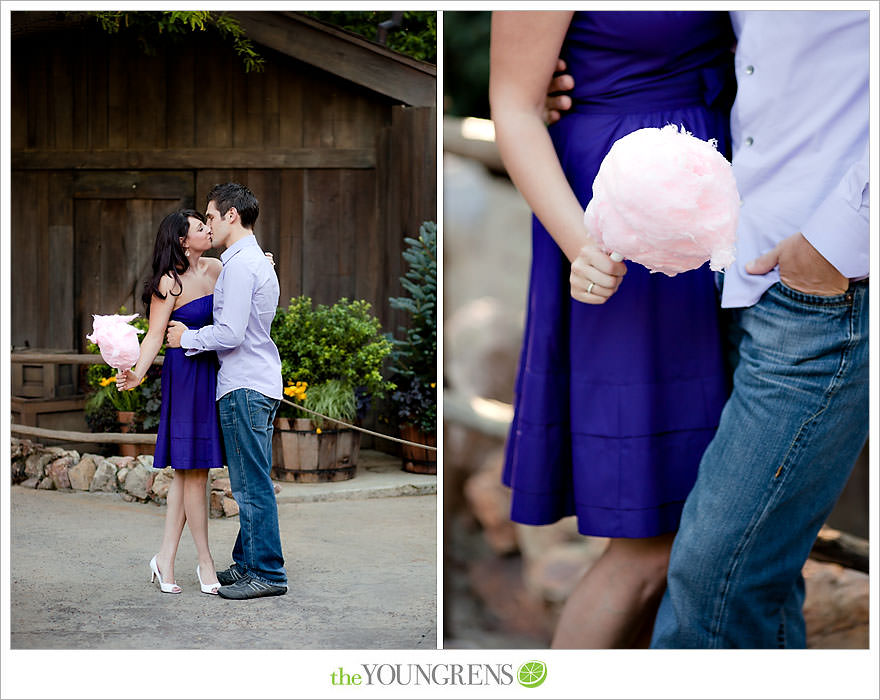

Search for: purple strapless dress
xmin=153 ymin=295 xmax=224 ymax=470
xmin=502 ymin=11 xmax=736 ymax=538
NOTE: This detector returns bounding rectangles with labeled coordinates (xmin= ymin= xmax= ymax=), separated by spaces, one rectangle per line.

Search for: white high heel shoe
xmin=197 ymin=565 xmax=220 ymax=595
xmin=150 ymin=555 xmax=181 ymax=594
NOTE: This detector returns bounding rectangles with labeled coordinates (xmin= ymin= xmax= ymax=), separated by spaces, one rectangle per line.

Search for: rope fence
xmin=10 ymin=352 xmax=437 ymax=452
xmin=278 ymin=398 xmax=437 ymax=451
xmin=11 ymin=352 xmax=162 ymax=365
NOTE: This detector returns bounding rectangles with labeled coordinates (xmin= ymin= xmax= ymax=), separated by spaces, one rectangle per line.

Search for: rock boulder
xmin=68 ymin=455 xmax=99 ymax=491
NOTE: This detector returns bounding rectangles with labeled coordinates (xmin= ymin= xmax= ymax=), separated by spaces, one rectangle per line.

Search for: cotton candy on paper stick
xmin=86 ymin=314 xmax=144 ymax=370
xmin=584 ymin=124 xmax=740 ymax=276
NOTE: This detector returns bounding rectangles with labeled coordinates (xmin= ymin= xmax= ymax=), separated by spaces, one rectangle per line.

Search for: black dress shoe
xmin=216 ymin=564 xmax=247 ymax=586
xmin=217 ymin=576 xmax=288 ymax=600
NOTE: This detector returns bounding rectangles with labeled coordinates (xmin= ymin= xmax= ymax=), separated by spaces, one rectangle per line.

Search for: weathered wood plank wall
xmin=11 ymin=25 xmax=436 ymax=351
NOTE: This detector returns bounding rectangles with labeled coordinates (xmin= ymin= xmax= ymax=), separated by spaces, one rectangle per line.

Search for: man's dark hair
xmin=207 ymin=182 xmax=259 ymax=230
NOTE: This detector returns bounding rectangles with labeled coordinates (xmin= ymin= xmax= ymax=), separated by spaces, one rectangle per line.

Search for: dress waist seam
xmin=565 ymin=98 xmax=708 ymax=116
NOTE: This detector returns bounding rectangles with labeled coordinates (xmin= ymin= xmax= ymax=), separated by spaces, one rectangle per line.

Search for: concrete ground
xmin=10 ymin=451 xmax=437 ymax=650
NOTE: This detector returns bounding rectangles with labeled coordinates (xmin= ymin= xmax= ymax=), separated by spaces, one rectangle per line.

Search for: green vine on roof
xmin=89 ymin=11 xmax=264 ymax=73
xmin=303 ymin=11 xmax=436 ymax=64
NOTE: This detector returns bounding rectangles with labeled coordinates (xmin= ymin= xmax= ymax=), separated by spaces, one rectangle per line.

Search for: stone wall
xmin=10 ymin=437 xmax=249 ymax=518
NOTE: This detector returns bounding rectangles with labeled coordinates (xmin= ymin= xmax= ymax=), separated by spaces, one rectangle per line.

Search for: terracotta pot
xmin=399 ymin=424 xmax=436 ymax=475
xmin=271 ymin=417 xmax=360 ymax=482
xmin=116 ymin=410 xmax=150 ymax=457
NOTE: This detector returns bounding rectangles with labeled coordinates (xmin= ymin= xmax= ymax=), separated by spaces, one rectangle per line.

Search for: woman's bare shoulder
xmin=158 ymin=272 xmax=181 ymax=296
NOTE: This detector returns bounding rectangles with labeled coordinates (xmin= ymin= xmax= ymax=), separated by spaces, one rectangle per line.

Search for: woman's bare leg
xmin=155 ymin=470 xmax=186 ymax=584
xmin=181 ymin=469 xmax=218 ymax=585
xmin=550 ymin=532 xmax=675 ymax=648
xmin=631 ymin=588 xmax=665 ymax=648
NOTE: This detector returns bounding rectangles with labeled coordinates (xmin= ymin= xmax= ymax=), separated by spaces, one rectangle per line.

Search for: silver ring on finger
xmin=586 ymin=281 xmax=595 ymax=295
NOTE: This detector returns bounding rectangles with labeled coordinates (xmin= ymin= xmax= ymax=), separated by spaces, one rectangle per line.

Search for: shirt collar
xmin=221 ymin=233 xmax=257 ymax=265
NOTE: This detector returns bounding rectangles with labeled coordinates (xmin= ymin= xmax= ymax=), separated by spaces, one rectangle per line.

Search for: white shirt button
xmin=745 ymin=136 xmax=754 ymax=147
xmin=745 ymin=65 xmax=755 ymax=75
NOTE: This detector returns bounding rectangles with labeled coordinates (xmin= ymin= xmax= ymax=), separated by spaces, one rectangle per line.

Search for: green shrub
xmin=388 ymin=221 xmax=437 ymax=433
xmin=272 ymin=296 xmax=394 ymax=420
xmin=303 ymin=379 xmax=357 ymax=429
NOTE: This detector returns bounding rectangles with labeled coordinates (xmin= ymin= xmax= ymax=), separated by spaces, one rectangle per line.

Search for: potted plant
xmin=84 ymin=309 xmax=162 ymax=456
xmin=388 ymin=221 xmax=437 ymax=474
xmin=270 ymin=296 xmax=394 ymax=482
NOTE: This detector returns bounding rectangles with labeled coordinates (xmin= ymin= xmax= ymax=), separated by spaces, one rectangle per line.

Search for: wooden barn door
xmin=73 ymin=171 xmax=194 ymax=350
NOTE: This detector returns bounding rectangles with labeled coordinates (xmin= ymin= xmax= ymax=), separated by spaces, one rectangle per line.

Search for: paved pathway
xmin=10 ymin=453 xmax=437 ymax=650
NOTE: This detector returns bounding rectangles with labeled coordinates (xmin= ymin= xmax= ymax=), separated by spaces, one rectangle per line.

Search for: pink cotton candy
xmin=584 ymin=124 xmax=740 ymax=276
xmin=86 ymin=313 xmax=144 ymax=370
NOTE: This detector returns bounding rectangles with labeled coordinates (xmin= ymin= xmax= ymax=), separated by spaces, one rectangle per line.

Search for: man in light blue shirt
xmin=649 ymin=10 xmax=869 ymax=648
xmin=721 ymin=11 xmax=869 ymax=308
xmin=167 ymin=183 xmax=287 ymax=600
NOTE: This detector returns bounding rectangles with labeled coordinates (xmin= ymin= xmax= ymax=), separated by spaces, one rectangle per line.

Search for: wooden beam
xmin=11 ymin=353 xmax=163 ymax=365
xmin=11 ymin=148 xmax=375 ymax=170
xmin=11 ymin=11 xmax=89 ymax=39
xmin=232 ymin=11 xmax=436 ymax=107
xmin=72 ymin=171 xmax=194 ymax=200
xmin=810 ymin=526 xmax=869 ymax=574
xmin=443 ymin=390 xmax=512 ymax=440
xmin=11 ymin=424 xmax=157 ymax=445
xmin=443 ymin=115 xmax=506 ymax=174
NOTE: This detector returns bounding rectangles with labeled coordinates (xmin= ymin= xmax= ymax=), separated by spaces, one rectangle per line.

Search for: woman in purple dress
xmin=118 ymin=210 xmax=224 ymax=595
xmin=491 ymin=11 xmax=734 ymax=646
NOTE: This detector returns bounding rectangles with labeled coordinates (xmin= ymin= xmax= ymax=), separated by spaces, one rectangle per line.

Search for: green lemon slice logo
xmin=517 ymin=660 xmax=547 ymax=688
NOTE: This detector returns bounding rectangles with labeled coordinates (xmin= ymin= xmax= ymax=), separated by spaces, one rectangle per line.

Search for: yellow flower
xmin=430 ymin=382 xmax=436 ymax=388
xmin=285 ymin=380 xmax=309 ymax=399
xmin=316 ymin=428 xmax=322 ymax=434
xmin=99 ymin=376 xmax=116 ymax=387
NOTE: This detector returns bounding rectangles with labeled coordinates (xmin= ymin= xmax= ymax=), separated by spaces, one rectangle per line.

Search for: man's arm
xmin=800 ymin=141 xmax=869 ymax=279
xmin=175 ymin=261 xmax=256 ymax=353
xmin=746 ymin=141 xmax=869 ymax=294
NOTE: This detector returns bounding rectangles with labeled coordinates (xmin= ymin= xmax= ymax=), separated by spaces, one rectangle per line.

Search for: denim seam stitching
xmin=774 ymin=281 xmax=852 ymax=308
xmin=709 ymin=487 xmax=774 ymax=647
xmin=241 ymin=392 xmax=256 ymax=575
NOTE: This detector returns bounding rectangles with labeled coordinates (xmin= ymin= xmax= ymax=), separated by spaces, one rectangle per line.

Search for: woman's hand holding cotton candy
xmin=116 ymin=368 xmax=143 ymax=392
xmin=570 ymin=238 xmax=627 ymax=304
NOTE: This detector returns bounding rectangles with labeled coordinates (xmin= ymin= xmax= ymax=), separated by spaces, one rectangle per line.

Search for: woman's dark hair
xmin=206 ymin=182 xmax=259 ymax=229
xmin=141 ymin=209 xmax=205 ymax=316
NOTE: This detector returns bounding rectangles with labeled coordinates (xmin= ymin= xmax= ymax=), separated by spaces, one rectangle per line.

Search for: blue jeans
xmin=218 ymin=389 xmax=286 ymax=585
xmin=651 ymin=280 xmax=868 ymax=648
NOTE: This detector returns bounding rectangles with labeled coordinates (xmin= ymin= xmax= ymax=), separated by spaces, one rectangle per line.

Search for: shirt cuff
xmin=801 ymin=201 xmax=869 ymax=281
xmin=801 ymin=156 xmax=869 ymax=279
xmin=180 ymin=329 xmax=202 ymax=356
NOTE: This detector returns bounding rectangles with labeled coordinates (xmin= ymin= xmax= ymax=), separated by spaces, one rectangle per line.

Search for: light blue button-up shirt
xmin=722 ymin=10 xmax=869 ymax=308
xmin=181 ymin=234 xmax=283 ymax=401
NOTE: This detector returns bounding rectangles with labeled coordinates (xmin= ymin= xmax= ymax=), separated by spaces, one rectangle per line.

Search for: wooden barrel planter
xmin=400 ymin=424 xmax=436 ymax=475
xmin=271 ymin=418 xmax=360 ymax=482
